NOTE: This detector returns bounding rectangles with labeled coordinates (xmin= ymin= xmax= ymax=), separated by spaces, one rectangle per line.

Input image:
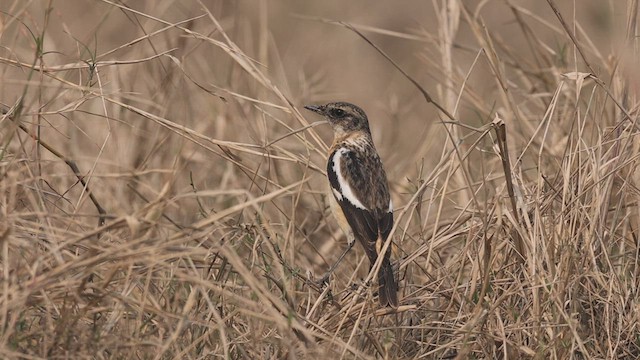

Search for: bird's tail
xmin=378 ymin=257 xmax=398 ymax=308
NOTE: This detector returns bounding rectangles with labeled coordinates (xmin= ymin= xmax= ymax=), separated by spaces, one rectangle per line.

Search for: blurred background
xmin=1 ymin=1 xmax=639 ymax=358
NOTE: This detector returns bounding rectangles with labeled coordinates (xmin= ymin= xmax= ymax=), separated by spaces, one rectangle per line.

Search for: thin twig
xmin=4 ymin=107 xmax=107 ymax=226
xmin=337 ymin=21 xmax=456 ymax=121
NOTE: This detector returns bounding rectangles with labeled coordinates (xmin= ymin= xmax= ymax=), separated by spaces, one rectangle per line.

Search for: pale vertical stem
xmin=438 ymin=1 xmax=468 ymax=206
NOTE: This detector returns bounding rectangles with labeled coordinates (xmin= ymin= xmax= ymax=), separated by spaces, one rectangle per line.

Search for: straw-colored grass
xmin=1 ymin=1 xmax=639 ymax=358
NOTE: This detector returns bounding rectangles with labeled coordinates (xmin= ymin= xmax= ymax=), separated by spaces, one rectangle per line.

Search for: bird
xmin=304 ymin=101 xmax=398 ymax=308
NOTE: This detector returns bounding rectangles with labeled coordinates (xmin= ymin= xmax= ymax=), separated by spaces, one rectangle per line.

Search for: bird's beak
xmin=304 ymin=105 xmax=323 ymax=115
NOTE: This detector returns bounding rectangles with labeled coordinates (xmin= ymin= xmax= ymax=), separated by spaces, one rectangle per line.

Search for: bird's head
xmin=304 ymin=102 xmax=370 ymax=137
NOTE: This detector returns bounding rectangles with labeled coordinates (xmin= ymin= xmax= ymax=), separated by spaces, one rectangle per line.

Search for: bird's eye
xmin=329 ymin=108 xmax=346 ymax=118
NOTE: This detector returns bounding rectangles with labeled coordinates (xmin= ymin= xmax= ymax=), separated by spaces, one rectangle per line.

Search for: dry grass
xmin=1 ymin=0 xmax=640 ymax=358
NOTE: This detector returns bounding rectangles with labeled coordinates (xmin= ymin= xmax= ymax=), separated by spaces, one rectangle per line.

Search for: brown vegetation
xmin=1 ymin=1 xmax=639 ymax=358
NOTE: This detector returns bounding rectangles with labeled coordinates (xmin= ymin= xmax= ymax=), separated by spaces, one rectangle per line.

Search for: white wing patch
xmin=388 ymin=198 xmax=393 ymax=212
xmin=332 ymin=148 xmax=367 ymax=210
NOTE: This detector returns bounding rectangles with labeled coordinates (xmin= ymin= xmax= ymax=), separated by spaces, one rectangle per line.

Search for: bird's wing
xmin=327 ymin=147 xmax=393 ymax=249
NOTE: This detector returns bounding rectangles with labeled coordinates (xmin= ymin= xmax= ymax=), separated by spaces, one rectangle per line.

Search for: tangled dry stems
xmin=1 ymin=1 xmax=639 ymax=359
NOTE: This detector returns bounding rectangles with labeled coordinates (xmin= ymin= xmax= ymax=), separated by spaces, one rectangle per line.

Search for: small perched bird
xmin=305 ymin=102 xmax=398 ymax=308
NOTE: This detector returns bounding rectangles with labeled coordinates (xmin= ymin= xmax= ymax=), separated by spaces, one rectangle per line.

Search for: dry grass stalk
xmin=0 ymin=1 xmax=639 ymax=358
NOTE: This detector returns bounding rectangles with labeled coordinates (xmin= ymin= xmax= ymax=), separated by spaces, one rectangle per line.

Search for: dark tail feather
xmin=378 ymin=258 xmax=398 ymax=308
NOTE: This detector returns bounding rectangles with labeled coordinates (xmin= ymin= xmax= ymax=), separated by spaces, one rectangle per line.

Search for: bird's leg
xmin=317 ymin=239 xmax=356 ymax=286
